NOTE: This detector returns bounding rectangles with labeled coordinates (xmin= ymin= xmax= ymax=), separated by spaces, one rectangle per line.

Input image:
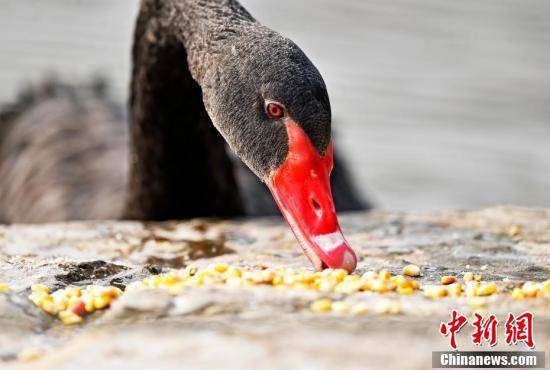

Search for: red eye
xmin=266 ymin=102 xmax=285 ymax=119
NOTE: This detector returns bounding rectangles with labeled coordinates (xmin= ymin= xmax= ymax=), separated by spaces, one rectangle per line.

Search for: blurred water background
xmin=1 ymin=0 xmax=549 ymax=211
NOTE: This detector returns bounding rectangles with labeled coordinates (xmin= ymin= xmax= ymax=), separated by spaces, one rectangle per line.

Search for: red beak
xmin=268 ymin=120 xmax=357 ymax=272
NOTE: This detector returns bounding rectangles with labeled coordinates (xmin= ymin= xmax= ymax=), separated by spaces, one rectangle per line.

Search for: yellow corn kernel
xmin=17 ymin=349 xmax=42 ymax=362
xmin=511 ymin=287 xmax=524 ymax=301
xmin=441 ymin=276 xmax=457 ymax=285
xmin=391 ymin=275 xmax=409 ymax=288
xmin=447 ymin=283 xmax=462 ymax=297
xmin=410 ymin=280 xmax=420 ymax=289
xmin=507 ymin=225 xmax=521 ymax=236
xmin=463 ymin=272 xmax=474 ymax=282
xmin=225 ymin=266 xmax=242 ymax=278
xmin=94 ymin=296 xmax=111 ymax=310
xmin=31 ymin=284 xmax=50 ymax=294
xmin=424 ymin=286 xmax=448 ymax=298
xmin=465 ymin=281 xmax=480 ymax=297
xmin=369 ymin=279 xmax=391 ymax=293
xmin=213 ymin=263 xmax=228 ymax=273
xmin=40 ymin=299 xmax=59 ymax=315
xmin=271 ymin=275 xmax=284 ymax=286
xmin=521 ymin=281 xmax=539 ymax=297
xmin=541 ymin=279 xmax=550 ymax=293
xmin=378 ymin=269 xmax=391 ymax=281
xmin=350 ymin=302 xmax=368 ymax=315
xmin=0 ymin=283 xmax=10 ymax=292
xmin=292 ymin=282 xmax=310 ymax=291
xmin=59 ymin=310 xmax=83 ymax=325
xmin=477 ymin=283 xmax=497 ymax=296
xmin=330 ymin=269 xmax=348 ymax=282
xmin=343 ymin=275 xmax=361 ymax=284
xmin=260 ymin=270 xmax=275 ymax=283
xmin=403 ymin=264 xmax=421 ymax=277
xmin=331 ymin=301 xmax=350 ymax=313
xmin=397 ymin=286 xmax=414 ymax=295
xmin=64 ymin=287 xmax=82 ymax=297
xmin=310 ymin=298 xmax=332 ymax=313
xmin=84 ymin=299 xmax=95 ymax=313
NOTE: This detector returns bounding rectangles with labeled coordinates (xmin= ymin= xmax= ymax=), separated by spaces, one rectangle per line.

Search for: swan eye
xmin=265 ymin=102 xmax=285 ymax=119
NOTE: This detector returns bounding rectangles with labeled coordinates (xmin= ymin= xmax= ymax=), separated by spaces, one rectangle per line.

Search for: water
xmin=1 ymin=0 xmax=549 ymax=211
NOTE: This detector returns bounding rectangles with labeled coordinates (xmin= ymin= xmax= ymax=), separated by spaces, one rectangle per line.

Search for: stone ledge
xmin=1 ymin=206 xmax=549 ymax=369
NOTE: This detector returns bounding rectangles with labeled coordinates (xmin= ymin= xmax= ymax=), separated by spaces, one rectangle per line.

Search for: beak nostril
xmin=311 ymin=197 xmax=322 ymax=215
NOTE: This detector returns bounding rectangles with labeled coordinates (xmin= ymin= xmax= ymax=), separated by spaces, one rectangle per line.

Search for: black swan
xmin=0 ymin=0 xmax=367 ymax=272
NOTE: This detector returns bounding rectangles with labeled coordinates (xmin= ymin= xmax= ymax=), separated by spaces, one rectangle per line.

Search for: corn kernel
xmin=477 ymin=283 xmax=497 ymax=296
xmin=17 ymin=349 xmax=42 ymax=362
xmin=511 ymin=287 xmax=524 ymax=301
xmin=213 ymin=263 xmax=228 ymax=273
xmin=397 ymin=286 xmax=414 ymax=295
xmin=378 ymin=269 xmax=391 ymax=281
xmin=310 ymin=298 xmax=332 ymax=313
xmin=350 ymin=302 xmax=368 ymax=315
xmin=521 ymin=281 xmax=538 ymax=297
xmin=465 ymin=281 xmax=480 ymax=297
xmin=330 ymin=269 xmax=348 ymax=282
xmin=403 ymin=264 xmax=421 ymax=277
xmin=463 ymin=272 xmax=474 ymax=282
xmin=59 ymin=310 xmax=83 ymax=325
xmin=447 ymin=283 xmax=462 ymax=297
xmin=441 ymin=276 xmax=457 ymax=285
xmin=0 ymin=283 xmax=10 ymax=292
xmin=424 ymin=285 xmax=448 ymax=298
xmin=31 ymin=284 xmax=50 ymax=294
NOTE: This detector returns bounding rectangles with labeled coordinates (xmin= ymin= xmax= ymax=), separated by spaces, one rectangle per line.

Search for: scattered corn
xmin=310 ymin=298 xmax=332 ymax=312
xmin=403 ymin=264 xmax=421 ymax=277
xmin=125 ymin=265 xmax=420 ymax=297
xmin=463 ymin=272 xmax=482 ymax=282
xmin=350 ymin=302 xmax=368 ymax=315
xmin=424 ymin=285 xmax=448 ymax=298
xmin=17 ymin=349 xmax=42 ymax=362
xmin=465 ymin=281 xmax=480 ymax=297
xmin=477 ymin=282 xmax=497 ymax=296
xmin=511 ymin=280 xmax=550 ymax=300
xmin=29 ymin=284 xmax=122 ymax=325
xmin=26 ymin=263 xmax=536 ymax=323
xmin=447 ymin=283 xmax=463 ymax=297
xmin=441 ymin=276 xmax=457 ymax=285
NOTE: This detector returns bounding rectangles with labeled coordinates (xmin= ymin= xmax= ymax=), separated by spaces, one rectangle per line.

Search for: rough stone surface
xmin=0 ymin=207 xmax=549 ymax=369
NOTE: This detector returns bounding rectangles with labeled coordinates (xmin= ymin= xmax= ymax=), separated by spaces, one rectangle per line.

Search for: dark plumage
xmin=0 ymin=0 xmax=368 ymax=224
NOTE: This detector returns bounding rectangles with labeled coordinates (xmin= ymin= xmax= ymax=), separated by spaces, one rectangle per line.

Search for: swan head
xmin=201 ymin=31 xmax=357 ymax=273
